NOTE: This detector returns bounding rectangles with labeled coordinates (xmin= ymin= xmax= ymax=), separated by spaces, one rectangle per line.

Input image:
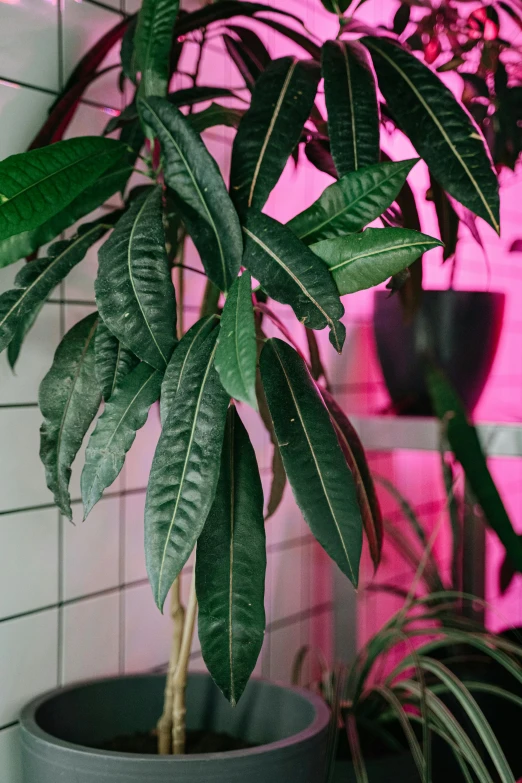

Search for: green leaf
xmin=321 ymin=0 xmax=350 ymax=12
xmin=362 ymin=37 xmax=500 ymax=232
xmin=322 ymin=40 xmax=380 ymax=177
xmin=0 ymin=220 xmax=110 ymax=354
xmin=82 ymin=361 xmax=162 ymax=519
xmin=7 ymin=298 xmax=46 ymax=370
xmin=196 ymin=406 xmax=266 ymax=705
xmin=145 ymin=328 xmax=230 ymax=610
xmin=230 ymin=57 xmax=320 ymax=217
xmin=215 ymin=272 xmax=257 ymax=409
xmin=39 ymin=313 xmax=101 ymax=520
xmin=187 ymin=104 xmax=245 ymax=135
xmin=134 ymin=0 xmax=180 ymax=97
xmin=0 ymin=137 xmax=127 ymax=242
xmin=168 ymin=86 xmax=238 ymax=108
xmin=260 ymin=338 xmax=362 ymax=585
xmin=95 ymin=318 xmax=139 ymax=401
xmin=426 ymin=366 xmax=522 ymax=573
xmin=287 ymin=159 xmax=418 ymax=245
xmin=139 ymin=97 xmax=243 ymax=293
xmin=96 ymin=186 xmax=177 ymax=371
xmin=312 ymin=227 xmax=443 ymax=295
xmin=243 ymin=212 xmax=346 ymax=352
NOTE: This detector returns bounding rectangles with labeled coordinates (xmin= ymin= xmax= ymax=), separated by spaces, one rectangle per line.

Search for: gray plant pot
xmin=333 ymin=753 xmax=419 ymax=782
xmin=20 ymin=673 xmax=330 ymax=783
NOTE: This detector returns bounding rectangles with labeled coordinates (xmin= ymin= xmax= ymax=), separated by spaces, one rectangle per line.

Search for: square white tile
xmin=61 ymin=592 xmax=120 ymax=684
xmin=0 ymin=407 xmax=50 ymax=512
xmin=0 ymin=85 xmax=55 ymax=160
xmin=124 ymin=583 xmax=172 ymax=673
xmin=0 ymin=609 xmax=58 ymax=726
xmin=61 ymin=0 xmax=122 ymax=91
xmin=0 ymin=0 xmax=59 ymax=91
xmin=0 ymin=508 xmax=58 ymax=620
xmin=124 ymin=491 xmax=147 ymax=583
xmin=0 ymin=725 xmax=22 ymax=783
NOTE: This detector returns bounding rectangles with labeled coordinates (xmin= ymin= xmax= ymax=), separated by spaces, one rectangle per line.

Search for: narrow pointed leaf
xmin=312 ymin=227 xmax=443 ymax=295
xmin=260 ymin=338 xmax=362 ymax=585
xmin=82 ymin=362 xmax=162 ymax=518
xmin=0 ymin=220 xmax=110 ymax=354
xmin=197 ymin=407 xmax=266 ymax=705
xmin=0 ymin=137 xmax=127 ymax=241
xmin=322 ymin=40 xmax=380 ymax=177
xmin=174 ymin=2 xmax=305 ymax=35
xmin=266 ymin=445 xmax=286 ymax=520
xmin=188 ymin=104 xmax=245 ymax=135
xmin=134 ymin=0 xmax=180 ymax=97
xmin=227 ymin=25 xmax=271 ymax=69
xmin=287 ymin=159 xmax=418 ymax=245
xmin=39 ymin=313 xmax=101 ymax=520
xmin=168 ymin=86 xmax=238 ymax=108
xmin=321 ymin=0 xmax=350 ymax=13
xmin=230 ymin=57 xmax=320 ymax=217
xmin=243 ymin=212 xmax=345 ymax=352
xmin=223 ymin=34 xmax=264 ymax=90
xmin=139 ymin=97 xmax=242 ymax=293
xmin=95 ymin=319 xmax=139 ymax=401
xmin=7 ymin=298 xmax=46 ymax=370
xmin=96 ymin=186 xmax=177 ymax=371
xmin=145 ymin=329 xmax=230 ymax=610
xmin=362 ymin=37 xmax=500 ymax=231
xmin=305 ymin=136 xmax=338 ymax=180
xmin=215 ymin=272 xmax=257 ymax=409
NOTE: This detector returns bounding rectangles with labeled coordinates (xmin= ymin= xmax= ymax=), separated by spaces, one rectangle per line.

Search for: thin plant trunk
xmin=172 ymin=571 xmax=198 ymax=754
xmin=157 ymin=577 xmax=185 ymax=754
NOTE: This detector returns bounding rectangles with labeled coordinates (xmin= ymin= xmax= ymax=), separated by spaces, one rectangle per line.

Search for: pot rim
xmin=19 ymin=672 xmax=330 ymax=763
xmin=373 ymin=288 xmax=506 ymax=298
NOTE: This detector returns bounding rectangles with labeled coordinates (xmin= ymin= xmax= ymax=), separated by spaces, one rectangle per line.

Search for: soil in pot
xmin=96 ymin=729 xmax=255 ymax=754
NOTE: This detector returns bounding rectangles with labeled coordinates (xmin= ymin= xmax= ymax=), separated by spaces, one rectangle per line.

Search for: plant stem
xmin=172 ymin=570 xmax=198 ymax=754
xmin=157 ymin=577 xmax=185 ymax=754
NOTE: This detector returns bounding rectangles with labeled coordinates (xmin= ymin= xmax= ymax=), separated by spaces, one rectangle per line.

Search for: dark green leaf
xmin=95 ymin=318 xmax=140 ymax=401
xmin=322 ymin=40 xmax=380 ymax=177
xmin=223 ymin=34 xmax=263 ymax=90
xmin=187 ymin=104 xmax=245 ymax=135
xmin=139 ymin=97 xmax=242 ymax=293
xmin=175 ymin=2 xmax=305 ymax=36
xmin=393 ymin=4 xmax=411 ymax=35
xmin=215 ymin=271 xmax=257 ymax=409
xmin=321 ymin=0 xmax=350 ymax=13
xmin=7 ymin=298 xmax=46 ymax=371
xmin=145 ymin=328 xmax=230 ymax=610
xmin=287 ymin=159 xmax=418 ymax=244
xmin=243 ymin=211 xmax=346 ymax=352
xmin=428 ymin=174 xmax=459 ymax=261
xmin=255 ymin=360 xmax=287 ymax=520
xmin=197 ymin=406 xmax=266 ymax=705
xmin=230 ymin=57 xmax=320 ymax=217
xmin=134 ymin=0 xmax=180 ymax=97
xmin=39 ymin=313 xmax=101 ymax=520
xmin=260 ymin=338 xmax=362 ymax=585
xmin=168 ymin=86 xmax=238 ymax=108
xmin=96 ymin=186 xmax=177 ymax=371
xmin=227 ymin=25 xmax=271 ymax=69
xmin=0 ymin=220 xmax=110 ymax=354
xmin=252 ymin=18 xmax=320 ymax=60
xmin=363 ymin=37 xmax=500 ymax=232
xmin=121 ymin=14 xmax=137 ymax=84
xmin=82 ymin=361 xmax=162 ymax=518
xmin=0 ymin=137 xmax=127 ymax=242
xmin=312 ymin=227 xmax=442 ymax=295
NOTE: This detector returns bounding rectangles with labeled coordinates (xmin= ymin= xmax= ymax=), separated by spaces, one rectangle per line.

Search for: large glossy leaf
xmin=322 ymin=40 xmax=380 ymax=177
xmin=96 ymin=186 xmax=177 ymax=371
xmin=139 ymin=97 xmax=242 ymax=293
xmin=287 ymin=159 xmax=417 ymax=245
xmin=188 ymin=104 xmax=244 ymax=135
xmin=230 ymin=57 xmax=320 ymax=217
xmin=7 ymin=298 xmax=46 ymax=370
xmin=196 ymin=407 xmax=266 ymax=705
xmin=82 ymin=362 xmax=162 ymax=519
xmin=0 ymin=220 xmax=110 ymax=354
xmin=260 ymin=338 xmax=362 ymax=585
xmin=215 ymin=272 xmax=257 ymax=409
xmin=39 ymin=313 xmax=101 ymax=520
xmin=312 ymin=227 xmax=442 ymax=295
xmin=0 ymin=137 xmax=127 ymax=241
xmin=362 ymin=37 xmax=500 ymax=232
xmin=145 ymin=329 xmax=230 ymax=610
xmin=95 ymin=319 xmax=140 ymax=402
xmin=243 ymin=212 xmax=345 ymax=352
xmin=134 ymin=0 xmax=180 ymax=97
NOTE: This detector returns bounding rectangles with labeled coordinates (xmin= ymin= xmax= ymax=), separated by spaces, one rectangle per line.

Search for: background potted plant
xmin=0 ymin=0 xmax=515 ymax=780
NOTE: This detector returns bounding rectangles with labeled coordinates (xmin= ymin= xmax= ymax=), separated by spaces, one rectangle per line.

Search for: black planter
xmin=373 ymin=290 xmax=505 ymax=416
xmin=20 ymin=674 xmax=330 ymax=783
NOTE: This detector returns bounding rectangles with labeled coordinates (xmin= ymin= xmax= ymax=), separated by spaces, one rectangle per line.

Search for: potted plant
xmin=0 ymin=0 xmax=507 ymax=780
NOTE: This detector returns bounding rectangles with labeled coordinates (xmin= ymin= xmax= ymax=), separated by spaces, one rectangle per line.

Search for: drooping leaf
xmin=230 ymin=57 xmax=320 ymax=217
xmin=227 ymin=24 xmax=271 ymax=69
xmin=7 ymin=298 xmax=46 ymax=370
xmin=134 ymin=0 xmax=180 ymax=97
xmin=168 ymin=85 xmax=238 ymax=108
xmin=305 ymin=136 xmax=338 ymax=179
xmin=321 ymin=0 xmax=350 ymax=13
xmin=82 ymin=362 xmax=162 ymax=519
xmin=39 ymin=313 xmax=101 ymax=520
xmin=175 ymin=2 xmax=305 ymax=37
xmin=312 ymin=227 xmax=442 ymax=295
xmin=362 ymin=37 xmax=500 ymax=232
xmin=196 ymin=406 xmax=266 ymax=705
xmin=215 ymin=271 xmax=257 ymax=409
xmin=96 ymin=186 xmax=177 ymax=371
xmin=287 ymin=159 xmax=418 ymax=244
xmin=255 ymin=356 xmax=287 ymax=520
xmin=223 ymin=33 xmax=264 ymax=90
xmin=428 ymin=174 xmax=459 ymax=261
xmin=95 ymin=319 xmax=140 ymax=402
xmin=0 ymin=137 xmax=127 ymax=242
xmin=252 ymin=18 xmax=321 ymax=60
xmin=139 ymin=97 xmax=242 ymax=293
xmin=145 ymin=329 xmax=230 ymax=610
xmin=322 ymin=40 xmax=380 ymax=176
xmin=188 ymin=104 xmax=245 ymax=135
xmin=160 ymin=314 xmax=219 ymax=426
xmin=243 ymin=212 xmax=346 ymax=352
xmin=0 ymin=220 xmax=111 ymax=354
xmin=260 ymin=338 xmax=362 ymax=585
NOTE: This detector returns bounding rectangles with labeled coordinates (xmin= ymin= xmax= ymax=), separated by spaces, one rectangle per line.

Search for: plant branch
xmin=157 ymin=577 xmax=186 ymax=754
xmin=172 ymin=570 xmax=198 ymax=755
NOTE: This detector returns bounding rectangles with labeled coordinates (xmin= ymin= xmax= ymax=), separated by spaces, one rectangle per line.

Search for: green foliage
xmin=95 ymin=319 xmax=140 ymax=402
xmin=134 ymin=0 xmax=180 ymax=97
xmin=321 ymin=0 xmax=351 ymax=13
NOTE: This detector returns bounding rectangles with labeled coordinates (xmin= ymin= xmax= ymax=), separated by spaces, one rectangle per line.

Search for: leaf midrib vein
xmin=329 ymin=239 xmax=436 ymax=271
